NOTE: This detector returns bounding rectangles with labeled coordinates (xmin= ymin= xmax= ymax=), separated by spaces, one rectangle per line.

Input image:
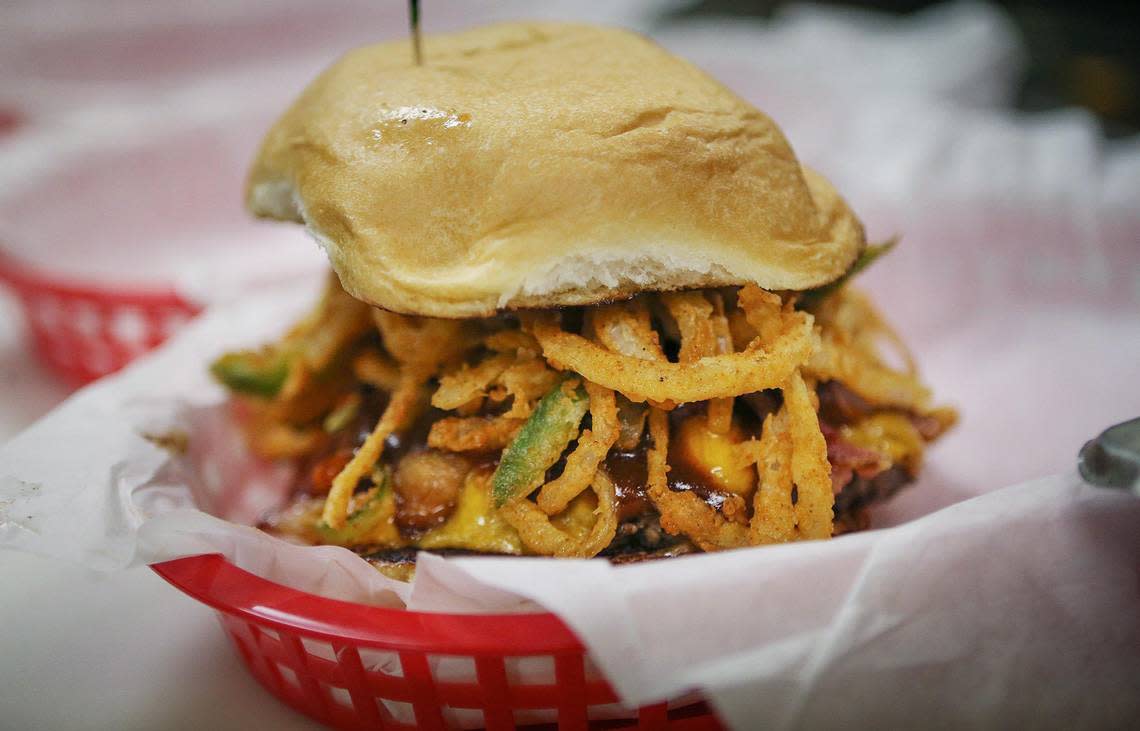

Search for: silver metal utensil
xmin=1078 ymin=416 xmax=1140 ymax=495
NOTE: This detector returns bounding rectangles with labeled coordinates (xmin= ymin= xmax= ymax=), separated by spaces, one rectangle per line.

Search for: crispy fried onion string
xmin=432 ymin=336 xmax=559 ymax=419
xmin=737 ymin=285 xmax=787 ymax=345
xmin=805 ymin=288 xmax=931 ymax=411
xmin=659 ymin=291 xmax=716 ymax=362
xmin=303 ymin=282 xmax=929 ymax=546
xmin=427 ymin=415 xmax=524 ymax=452
xmin=323 ymin=311 xmax=469 ymax=529
xmin=660 ymin=290 xmax=735 ymax=433
xmin=807 ymin=333 xmax=930 ymax=411
xmin=293 ymin=272 xmax=374 ymax=373
xmin=322 ymin=370 xmax=424 ymax=528
xmin=526 ymin=301 xmax=817 ymax=404
xmin=373 ymin=309 xmax=477 ymax=374
xmin=483 ymin=329 xmax=542 ymax=356
xmin=772 ymin=371 xmax=833 ymax=540
xmin=589 ymin=299 xmax=665 ymax=360
xmin=646 ymin=369 xmax=834 ymax=549
xmin=646 ymin=407 xmax=750 ymax=550
xmin=352 ymin=349 xmax=402 ymax=391
xmin=431 ymin=353 xmax=514 ymax=411
xmin=817 ymin=287 xmax=916 ymax=369
xmin=496 ymin=358 xmax=561 ymax=418
xmin=615 ymin=395 xmax=648 ymax=451
xmin=706 ymin=292 xmax=736 ymax=434
xmin=536 ymin=382 xmax=619 ymax=515
xmin=499 ymin=470 xmax=619 ymax=557
xmin=749 ymin=372 xmax=835 ymax=543
xmin=750 ymin=409 xmax=797 ymax=543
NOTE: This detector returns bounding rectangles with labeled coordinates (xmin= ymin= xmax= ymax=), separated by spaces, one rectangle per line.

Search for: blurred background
xmin=675 ymin=1 xmax=1140 ymax=137
xmin=1 ymin=0 xmax=1138 ymax=450
xmin=2 ymin=6 xmax=1138 ymax=727
xmin=5 ymin=1 xmax=1139 ymax=135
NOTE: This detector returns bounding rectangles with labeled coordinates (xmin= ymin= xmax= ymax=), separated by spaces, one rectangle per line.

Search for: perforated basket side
xmin=153 ymin=555 xmax=722 ymax=730
xmin=0 ymin=252 xmax=200 ymax=384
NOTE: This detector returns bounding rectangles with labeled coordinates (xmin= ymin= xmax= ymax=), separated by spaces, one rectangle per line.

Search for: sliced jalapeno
xmin=492 ymin=377 xmax=588 ymax=507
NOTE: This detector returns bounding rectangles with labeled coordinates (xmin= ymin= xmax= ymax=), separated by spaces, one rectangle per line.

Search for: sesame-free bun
xmin=247 ymin=22 xmax=864 ymax=317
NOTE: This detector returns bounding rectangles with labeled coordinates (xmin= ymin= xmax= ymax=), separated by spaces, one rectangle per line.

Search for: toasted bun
xmin=248 ymin=22 xmax=864 ymax=317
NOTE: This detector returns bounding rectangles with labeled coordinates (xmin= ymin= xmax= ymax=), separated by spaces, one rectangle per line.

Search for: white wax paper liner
xmin=1 ymin=270 xmax=1137 ymax=728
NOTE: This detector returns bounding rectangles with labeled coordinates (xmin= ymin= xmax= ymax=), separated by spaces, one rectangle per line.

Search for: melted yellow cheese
xmin=840 ymin=413 xmax=924 ymax=473
xmin=348 ymin=487 xmax=404 ymax=547
xmin=311 ymin=483 xmax=404 ymax=548
xmin=418 ymin=470 xmax=523 ymax=554
xmin=675 ymin=416 xmax=757 ymax=496
xmin=549 ymin=490 xmax=602 ymax=542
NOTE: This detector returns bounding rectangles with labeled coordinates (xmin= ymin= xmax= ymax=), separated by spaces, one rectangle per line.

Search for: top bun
xmin=247 ymin=22 xmax=864 ymax=318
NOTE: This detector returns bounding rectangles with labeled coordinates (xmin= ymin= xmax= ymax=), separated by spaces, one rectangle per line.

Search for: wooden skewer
xmin=409 ymin=0 xmax=423 ymax=66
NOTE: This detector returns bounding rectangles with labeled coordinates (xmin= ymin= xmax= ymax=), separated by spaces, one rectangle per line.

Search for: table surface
xmin=0 ymin=290 xmax=322 ymax=730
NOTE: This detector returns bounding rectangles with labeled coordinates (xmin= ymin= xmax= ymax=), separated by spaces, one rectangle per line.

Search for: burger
xmin=212 ymin=23 xmax=955 ymax=579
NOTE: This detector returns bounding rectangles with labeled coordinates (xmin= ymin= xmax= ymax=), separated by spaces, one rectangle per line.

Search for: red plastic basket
xmin=0 ymin=257 xmax=720 ymax=729
xmin=154 ymin=554 xmax=721 ymax=730
xmin=0 ymin=251 xmax=202 ymax=385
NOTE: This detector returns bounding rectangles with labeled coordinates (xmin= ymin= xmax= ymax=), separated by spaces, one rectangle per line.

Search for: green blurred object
xmin=800 ymin=239 xmax=896 ymax=309
xmin=210 ymin=351 xmax=289 ymax=398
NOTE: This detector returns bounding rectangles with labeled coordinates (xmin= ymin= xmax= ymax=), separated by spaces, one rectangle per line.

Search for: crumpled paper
xmin=411 ymin=475 xmax=1140 ymax=729
xmin=1 ymin=270 xmax=1137 ymax=729
xmin=3 ymin=2 xmax=1140 ymax=728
